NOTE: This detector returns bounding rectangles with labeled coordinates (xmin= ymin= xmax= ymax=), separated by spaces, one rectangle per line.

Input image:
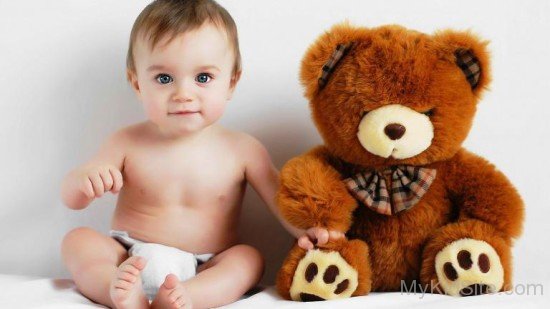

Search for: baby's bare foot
xmin=151 ymin=274 xmax=192 ymax=309
xmin=109 ymin=256 xmax=149 ymax=309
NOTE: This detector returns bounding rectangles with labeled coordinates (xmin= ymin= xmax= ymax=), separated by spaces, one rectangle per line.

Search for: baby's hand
xmin=297 ymin=227 xmax=346 ymax=250
xmin=76 ymin=165 xmax=123 ymax=199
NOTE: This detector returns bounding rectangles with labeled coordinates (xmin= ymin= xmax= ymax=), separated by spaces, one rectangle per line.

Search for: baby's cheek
xmin=142 ymin=98 xmax=165 ymax=123
xmin=203 ymin=99 xmax=227 ymax=123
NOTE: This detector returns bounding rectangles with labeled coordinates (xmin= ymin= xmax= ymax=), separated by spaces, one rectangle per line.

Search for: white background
xmin=0 ymin=0 xmax=548 ymax=288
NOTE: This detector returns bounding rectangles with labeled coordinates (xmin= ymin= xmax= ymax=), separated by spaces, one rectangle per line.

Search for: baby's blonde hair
xmin=126 ymin=0 xmax=241 ymax=78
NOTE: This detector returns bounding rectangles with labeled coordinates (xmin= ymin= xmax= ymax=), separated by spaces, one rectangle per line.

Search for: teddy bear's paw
xmin=289 ymin=249 xmax=358 ymax=301
xmin=435 ymin=238 xmax=504 ymax=296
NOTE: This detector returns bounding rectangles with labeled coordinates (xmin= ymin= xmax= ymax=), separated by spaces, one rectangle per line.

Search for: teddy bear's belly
xmin=347 ymin=196 xmax=453 ymax=291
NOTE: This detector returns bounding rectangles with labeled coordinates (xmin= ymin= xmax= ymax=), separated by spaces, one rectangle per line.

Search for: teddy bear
xmin=276 ymin=23 xmax=524 ymax=301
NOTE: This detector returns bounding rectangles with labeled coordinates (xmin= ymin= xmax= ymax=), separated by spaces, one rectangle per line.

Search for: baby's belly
xmin=111 ymin=202 xmax=239 ymax=254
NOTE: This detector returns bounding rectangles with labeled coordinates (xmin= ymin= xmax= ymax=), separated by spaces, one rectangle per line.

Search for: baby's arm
xmin=242 ymin=136 xmax=305 ymax=239
xmin=61 ymin=130 xmax=126 ymax=210
xmin=243 ymin=137 xmax=347 ymax=249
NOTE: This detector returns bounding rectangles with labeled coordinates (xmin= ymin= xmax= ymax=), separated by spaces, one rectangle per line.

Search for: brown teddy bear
xmin=276 ymin=23 xmax=524 ymax=301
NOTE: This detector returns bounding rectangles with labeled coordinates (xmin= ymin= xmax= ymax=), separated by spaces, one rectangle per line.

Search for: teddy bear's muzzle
xmin=357 ymin=104 xmax=434 ymax=159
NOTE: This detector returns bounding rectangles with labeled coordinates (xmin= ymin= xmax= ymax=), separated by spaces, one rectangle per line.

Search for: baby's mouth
xmin=168 ymin=110 xmax=200 ymax=116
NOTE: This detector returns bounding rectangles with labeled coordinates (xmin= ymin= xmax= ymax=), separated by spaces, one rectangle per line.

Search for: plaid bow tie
xmin=344 ymin=166 xmax=436 ymax=216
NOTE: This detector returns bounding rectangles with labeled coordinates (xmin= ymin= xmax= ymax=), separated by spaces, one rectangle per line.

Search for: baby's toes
xmin=114 ymin=256 xmax=146 ymax=286
xmin=152 ymin=276 xmax=191 ymax=309
xmin=169 ymin=288 xmax=190 ymax=308
xmin=119 ymin=263 xmax=140 ymax=277
xmin=162 ymin=273 xmax=180 ymax=290
xmin=110 ymin=256 xmax=148 ymax=309
xmin=172 ymin=296 xmax=189 ymax=308
xmin=168 ymin=289 xmax=181 ymax=301
xmin=116 ymin=270 xmax=137 ymax=284
xmin=125 ymin=256 xmax=147 ymax=271
xmin=113 ymin=279 xmax=134 ymax=291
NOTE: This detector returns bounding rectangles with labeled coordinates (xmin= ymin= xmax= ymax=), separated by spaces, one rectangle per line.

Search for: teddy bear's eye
xmin=422 ymin=108 xmax=435 ymax=117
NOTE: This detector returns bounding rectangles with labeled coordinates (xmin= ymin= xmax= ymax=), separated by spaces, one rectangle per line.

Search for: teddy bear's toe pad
xmin=289 ymin=249 xmax=358 ymax=301
xmin=435 ymin=238 xmax=504 ymax=296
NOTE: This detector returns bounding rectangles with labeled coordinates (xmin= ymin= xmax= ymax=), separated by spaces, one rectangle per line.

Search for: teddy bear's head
xmin=301 ymin=24 xmax=491 ymax=168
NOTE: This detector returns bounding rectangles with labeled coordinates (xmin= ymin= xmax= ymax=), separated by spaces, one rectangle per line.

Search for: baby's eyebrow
xmin=146 ymin=64 xmax=220 ymax=73
xmin=198 ymin=65 xmax=220 ymax=72
xmin=147 ymin=64 xmax=169 ymax=72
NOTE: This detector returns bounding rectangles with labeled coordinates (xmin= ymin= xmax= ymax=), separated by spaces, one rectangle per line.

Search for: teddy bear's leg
xmin=420 ymin=220 xmax=512 ymax=296
xmin=276 ymin=238 xmax=371 ymax=301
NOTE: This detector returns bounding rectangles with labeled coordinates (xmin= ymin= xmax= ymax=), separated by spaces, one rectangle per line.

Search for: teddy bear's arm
xmin=445 ymin=149 xmax=524 ymax=239
xmin=277 ymin=146 xmax=358 ymax=232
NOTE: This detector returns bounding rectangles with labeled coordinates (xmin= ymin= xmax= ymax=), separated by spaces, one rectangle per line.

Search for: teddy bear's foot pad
xmin=289 ymin=249 xmax=358 ymax=301
xmin=435 ymin=238 xmax=504 ymax=296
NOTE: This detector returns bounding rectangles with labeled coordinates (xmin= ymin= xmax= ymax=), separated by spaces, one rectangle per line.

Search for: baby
xmin=60 ymin=1 xmax=309 ymax=308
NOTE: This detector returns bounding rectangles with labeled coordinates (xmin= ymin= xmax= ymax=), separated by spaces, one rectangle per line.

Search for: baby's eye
xmin=156 ymin=74 xmax=173 ymax=85
xmin=195 ymin=73 xmax=212 ymax=84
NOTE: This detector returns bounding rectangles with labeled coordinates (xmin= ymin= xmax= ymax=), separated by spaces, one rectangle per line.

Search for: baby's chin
xmin=162 ymin=118 xmax=212 ymax=136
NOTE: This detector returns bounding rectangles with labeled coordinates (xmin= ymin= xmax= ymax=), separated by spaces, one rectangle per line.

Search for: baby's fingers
xmin=298 ymin=235 xmax=314 ymax=250
xmin=99 ymin=168 xmax=114 ymax=192
xmin=309 ymin=227 xmax=329 ymax=246
xmin=89 ymin=172 xmax=105 ymax=197
xmin=109 ymin=168 xmax=123 ymax=193
xmin=80 ymin=177 xmax=95 ymax=199
xmin=329 ymin=230 xmax=346 ymax=240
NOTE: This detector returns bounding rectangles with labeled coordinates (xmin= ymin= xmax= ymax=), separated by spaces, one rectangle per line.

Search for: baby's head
xmin=126 ymin=0 xmax=241 ymax=136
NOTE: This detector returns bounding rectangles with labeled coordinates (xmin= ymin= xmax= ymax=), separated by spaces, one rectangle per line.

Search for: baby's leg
xmin=151 ymin=244 xmax=264 ymax=309
xmin=61 ymin=227 xmax=148 ymax=309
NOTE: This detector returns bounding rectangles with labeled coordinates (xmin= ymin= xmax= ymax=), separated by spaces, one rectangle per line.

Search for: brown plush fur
xmin=276 ymin=23 xmax=524 ymax=298
xmin=277 ymin=146 xmax=358 ymax=232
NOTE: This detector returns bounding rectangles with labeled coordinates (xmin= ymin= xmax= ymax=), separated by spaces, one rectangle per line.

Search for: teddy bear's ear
xmin=433 ymin=30 xmax=491 ymax=97
xmin=300 ymin=23 xmax=362 ymax=100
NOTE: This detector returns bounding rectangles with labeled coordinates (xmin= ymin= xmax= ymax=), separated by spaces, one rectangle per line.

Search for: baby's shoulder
xmin=214 ymin=127 xmax=270 ymax=163
xmin=215 ymin=127 xmax=263 ymax=151
xmin=104 ymin=122 xmax=150 ymax=147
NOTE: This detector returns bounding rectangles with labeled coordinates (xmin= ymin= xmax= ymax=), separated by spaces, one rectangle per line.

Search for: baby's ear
xmin=300 ymin=22 xmax=362 ymax=100
xmin=227 ymin=70 xmax=241 ymax=100
xmin=126 ymin=69 xmax=141 ymax=95
xmin=230 ymin=70 xmax=241 ymax=90
xmin=433 ymin=30 xmax=491 ymax=98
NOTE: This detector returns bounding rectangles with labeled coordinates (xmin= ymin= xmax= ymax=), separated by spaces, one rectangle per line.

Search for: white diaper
xmin=110 ymin=230 xmax=214 ymax=300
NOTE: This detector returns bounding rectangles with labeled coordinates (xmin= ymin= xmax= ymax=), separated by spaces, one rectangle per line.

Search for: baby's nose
xmin=384 ymin=123 xmax=406 ymax=140
xmin=172 ymin=89 xmax=193 ymax=103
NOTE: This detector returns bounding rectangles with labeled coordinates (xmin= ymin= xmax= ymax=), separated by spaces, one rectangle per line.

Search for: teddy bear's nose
xmin=384 ymin=123 xmax=406 ymax=140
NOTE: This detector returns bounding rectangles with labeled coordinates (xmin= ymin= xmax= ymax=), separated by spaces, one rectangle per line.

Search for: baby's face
xmin=130 ymin=23 xmax=237 ymax=135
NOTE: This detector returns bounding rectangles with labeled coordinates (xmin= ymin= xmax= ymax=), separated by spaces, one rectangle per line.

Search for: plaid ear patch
xmin=318 ymin=42 xmax=354 ymax=89
xmin=455 ymin=49 xmax=481 ymax=89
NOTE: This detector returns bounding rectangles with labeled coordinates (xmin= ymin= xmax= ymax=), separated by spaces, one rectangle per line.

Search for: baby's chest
xmin=122 ymin=150 xmax=244 ymax=202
